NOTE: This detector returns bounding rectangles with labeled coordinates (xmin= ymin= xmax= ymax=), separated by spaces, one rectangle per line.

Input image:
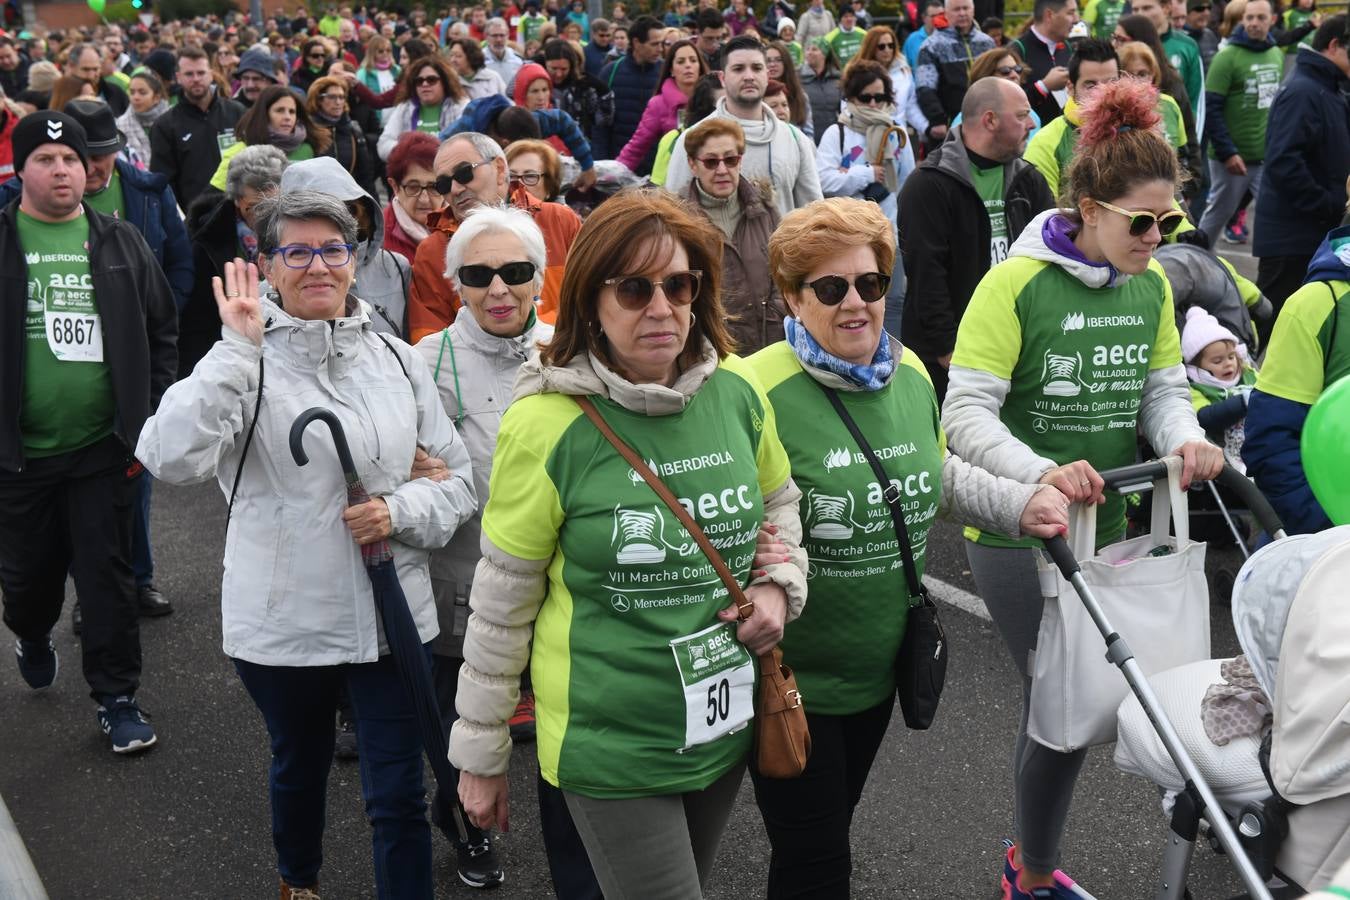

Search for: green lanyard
xmin=432 ymin=329 xmax=465 ymax=425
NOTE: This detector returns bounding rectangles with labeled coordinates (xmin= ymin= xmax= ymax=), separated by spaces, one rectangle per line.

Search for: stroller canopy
xmin=1156 ymin=243 xmax=1258 ymax=351
xmin=1232 ymin=525 xmax=1350 ymax=805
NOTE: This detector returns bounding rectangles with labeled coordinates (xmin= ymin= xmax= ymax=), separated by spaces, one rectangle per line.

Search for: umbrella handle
xmin=289 ymin=407 xmax=360 ymax=481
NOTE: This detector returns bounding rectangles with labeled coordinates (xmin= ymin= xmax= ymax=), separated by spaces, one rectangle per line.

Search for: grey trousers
xmin=966 ymin=541 xmax=1088 ymax=874
xmin=563 ymin=763 xmax=746 ymax=899
xmin=1197 ymin=157 xmax=1264 ymax=247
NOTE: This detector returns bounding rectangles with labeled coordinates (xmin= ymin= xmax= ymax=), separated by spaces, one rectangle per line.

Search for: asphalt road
xmin=0 ymin=475 xmax=1263 ymax=900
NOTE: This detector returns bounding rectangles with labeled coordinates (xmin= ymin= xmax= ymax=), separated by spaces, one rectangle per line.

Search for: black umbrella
xmin=289 ymin=407 xmax=468 ymax=843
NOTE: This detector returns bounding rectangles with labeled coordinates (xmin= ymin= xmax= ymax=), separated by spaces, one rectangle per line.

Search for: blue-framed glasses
xmin=273 ymin=243 xmax=354 ymax=269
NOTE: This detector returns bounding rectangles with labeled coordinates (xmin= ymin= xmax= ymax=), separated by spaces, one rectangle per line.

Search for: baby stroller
xmin=1114 ymin=519 xmax=1350 ymax=898
xmin=1039 ymin=460 xmax=1291 ymax=900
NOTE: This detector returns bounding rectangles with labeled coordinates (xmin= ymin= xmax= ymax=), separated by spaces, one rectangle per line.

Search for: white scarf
xmin=391 ymin=198 xmax=432 ymax=244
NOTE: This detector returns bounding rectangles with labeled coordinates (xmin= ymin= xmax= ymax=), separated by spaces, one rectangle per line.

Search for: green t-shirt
xmin=1255 ymin=278 xmax=1350 ymax=405
xmin=83 ymin=170 xmax=124 ymax=219
xmin=970 ymin=162 xmax=1009 ymax=268
xmin=1161 ymin=28 xmax=1204 ymax=122
xmin=1082 ymin=0 xmax=1126 ymax=40
xmin=749 ymin=342 xmax=945 ymax=715
xmin=289 ymin=142 xmax=316 ymax=163
xmin=17 ymin=210 xmax=114 ymax=458
xmin=1206 ymin=42 xmax=1283 ymax=162
xmin=825 ymin=26 xmax=863 ymax=65
xmin=481 ymin=355 xmax=792 ymax=798
xmin=417 ymin=104 xmax=442 ymax=134
xmin=520 ymin=11 xmax=549 ymax=46
xmin=1282 ymin=7 xmax=1316 ymax=52
xmin=786 ymin=40 xmax=804 ymax=66
xmin=1159 ymin=92 xmax=1187 ymax=150
xmin=951 ymin=255 xmax=1183 ymax=548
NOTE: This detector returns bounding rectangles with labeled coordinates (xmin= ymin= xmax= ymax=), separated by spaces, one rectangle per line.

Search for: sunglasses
xmin=996 ymin=63 xmax=1025 ymax=75
xmin=695 ymin=154 xmax=741 ymax=170
xmin=602 ymin=270 xmax=703 ymax=310
xmin=458 ymin=261 xmax=537 ymax=287
xmin=434 ymin=159 xmax=492 ymax=194
xmin=855 ymin=91 xmax=888 ymax=104
xmin=308 ymin=52 xmax=327 ymax=59
xmin=802 ymin=272 xmax=890 ymax=305
xmin=413 ymin=74 xmax=442 ymax=86
xmin=1094 ymin=199 xmax=1187 ymax=236
xmin=876 ymin=41 xmax=895 ymax=49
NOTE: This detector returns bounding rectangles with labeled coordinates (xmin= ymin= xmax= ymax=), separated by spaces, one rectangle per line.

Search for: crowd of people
xmin=0 ymin=0 xmax=1347 ymax=898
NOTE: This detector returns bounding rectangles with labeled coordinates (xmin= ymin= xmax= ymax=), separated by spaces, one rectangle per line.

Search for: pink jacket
xmin=616 ymin=77 xmax=689 ymax=171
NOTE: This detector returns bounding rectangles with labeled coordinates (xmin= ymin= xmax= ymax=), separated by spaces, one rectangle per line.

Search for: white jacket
xmin=814 ymin=121 xmax=908 ymax=225
xmin=664 ymin=98 xmax=824 ymax=218
xmin=136 ymin=298 xmax=477 ymax=667
xmin=413 ymin=311 xmax=554 ymax=657
xmin=378 ymin=98 xmax=469 ymax=160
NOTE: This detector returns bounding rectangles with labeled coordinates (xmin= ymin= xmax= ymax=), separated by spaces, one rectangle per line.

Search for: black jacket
xmin=1253 ymin=50 xmax=1350 ymax=258
xmin=179 ymin=193 xmax=238 ymax=379
xmin=0 ymin=199 xmax=177 ymax=472
xmin=149 ymin=92 xmax=246 ymax=212
xmin=898 ymin=129 xmax=1055 ymax=359
xmin=0 ymin=58 xmax=28 ymax=96
xmin=1012 ymin=30 xmax=1071 ymax=125
xmin=97 ymin=77 xmax=130 ymax=116
xmin=321 ymin=113 xmax=379 ymax=200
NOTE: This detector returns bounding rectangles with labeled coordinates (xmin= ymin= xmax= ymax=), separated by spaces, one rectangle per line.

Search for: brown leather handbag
xmin=574 ymin=396 xmax=811 ymax=779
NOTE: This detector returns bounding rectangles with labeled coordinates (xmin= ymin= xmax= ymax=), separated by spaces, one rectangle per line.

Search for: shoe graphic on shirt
xmin=612 ymin=505 xmax=668 ymax=565
xmin=1042 ymin=350 xmax=1084 ymax=397
xmin=806 ymin=488 xmax=856 ymax=540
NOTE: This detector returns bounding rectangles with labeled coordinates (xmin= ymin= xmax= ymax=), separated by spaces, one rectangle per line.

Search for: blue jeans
xmin=233 ymin=650 xmax=433 ymax=898
xmin=132 ymin=470 xmax=153 ymax=587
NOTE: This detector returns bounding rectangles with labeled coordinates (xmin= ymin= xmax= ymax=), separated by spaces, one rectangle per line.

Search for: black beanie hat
xmin=12 ymin=110 xmax=89 ymax=174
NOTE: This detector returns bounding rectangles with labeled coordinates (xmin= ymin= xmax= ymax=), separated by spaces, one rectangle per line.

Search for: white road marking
xmin=925 ymin=576 xmax=991 ymax=622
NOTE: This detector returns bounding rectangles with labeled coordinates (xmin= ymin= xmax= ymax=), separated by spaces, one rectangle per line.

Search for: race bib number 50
xmin=670 ymin=622 xmax=755 ymax=752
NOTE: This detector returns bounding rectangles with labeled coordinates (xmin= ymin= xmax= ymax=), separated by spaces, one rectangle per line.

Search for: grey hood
xmin=511 ymin=340 xmax=721 ymax=416
xmin=280 ymin=156 xmax=412 ymax=338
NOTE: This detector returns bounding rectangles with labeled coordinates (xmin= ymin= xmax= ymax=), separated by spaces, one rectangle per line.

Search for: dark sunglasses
xmin=1094 ymin=199 xmax=1187 ymax=237
xmin=602 ymin=270 xmax=703 ymax=310
xmin=413 ymin=74 xmax=442 ymax=86
xmin=434 ymin=159 xmax=492 ymax=194
xmin=802 ymin=272 xmax=890 ymax=305
xmin=458 ymin=262 xmax=537 ymax=287
xmin=996 ymin=63 xmax=1025 ymax=75
xmin=855 ymin=91 xmax=888 ymax=104
xmin=307 ymin=52 xmax=327 ymax=59
xmin=696 ymin=154 xmax=742 ymax=170
xmin=876 ymin=41 xmax=895 ymax=49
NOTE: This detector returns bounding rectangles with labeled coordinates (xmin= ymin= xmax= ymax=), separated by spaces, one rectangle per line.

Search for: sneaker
xmin=1001 ymin=841 xmax=1079 ymax=900
xmin=456 ymin=835 xmax=504 ymax=890
xmin=333 ymin=716 xmax=358 ymax=761
xmin=280 ymin=880 xmax=321 ymax=900
xmin=15 ymin=636 xmax=58 ymax=689
xmin=97 ymin=695 xmax=157 ymax=754
xmin=508 ymin=690 xmax=536 ymax=743
xmin=1222 ymin=223 xmax=1247 ymax=245
xmin=137 ymin=583 xmax=174 ymax=618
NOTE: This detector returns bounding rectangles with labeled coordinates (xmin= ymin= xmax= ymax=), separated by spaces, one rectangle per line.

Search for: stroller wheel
xmin=1210 ymin=565 xmax=1238 ymax=606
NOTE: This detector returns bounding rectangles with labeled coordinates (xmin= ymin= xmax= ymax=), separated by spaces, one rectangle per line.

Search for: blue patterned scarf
xmin=784 ymin=316 xmax=895 ymax=391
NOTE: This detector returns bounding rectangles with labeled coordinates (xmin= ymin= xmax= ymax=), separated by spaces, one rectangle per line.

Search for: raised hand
xmin=213 ymin=257 xmax=264 ymax=347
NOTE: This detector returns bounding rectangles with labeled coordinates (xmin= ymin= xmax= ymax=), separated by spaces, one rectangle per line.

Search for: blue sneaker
xmin=15 ymin=636 xmax=58 ymax=689
xmin=97 ymin=696 xmax=157 ymax=754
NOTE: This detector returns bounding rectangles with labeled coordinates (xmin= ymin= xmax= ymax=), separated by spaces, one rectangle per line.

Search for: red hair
xmin=1061 ymin=77 xmax=1178 ymax=208
xmin=1076 ymin=77 xmax=1161 ymax=147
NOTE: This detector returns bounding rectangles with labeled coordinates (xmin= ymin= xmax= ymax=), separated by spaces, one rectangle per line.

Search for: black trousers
xmin=0 ymin=435 xmax=141 ymax=700
xmin=750 ymin=695 xmax=897 ymax=899
xmin=1256 ymin=254 xmax=1313 ymax=350
xmin=916 ymin=352 xmax=951 ymax=407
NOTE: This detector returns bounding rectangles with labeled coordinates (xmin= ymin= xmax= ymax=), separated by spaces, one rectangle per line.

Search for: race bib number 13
xmin=46 ymin=311 xmax=103 ymax=362
xmin=670 ymin=622 xmax=755 ymax=752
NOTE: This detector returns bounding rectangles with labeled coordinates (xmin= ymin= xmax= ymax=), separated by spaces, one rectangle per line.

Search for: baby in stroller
xmin=1114 ymin=525 xmax=1350 ymax=896
xmin=1182 ymin=307 xmax=1258 ymax=473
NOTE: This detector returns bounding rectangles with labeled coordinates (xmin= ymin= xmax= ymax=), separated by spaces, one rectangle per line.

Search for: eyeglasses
xmin=695 ymin=154 xmax=742 ymax=170
xmin=509 ymin=170 xmax=543 ymax=186
xmin=1094 ymin=199 xmax=1188 ymax=237
xmin=876 ymin=41 xmax=895 ymax=49
xmin=855 ymin=91 xmax=888 ymax=104
xmin=801 ymin=272 xmax=890 ymax=305
xmin=413 ymin=74 xmax=442 ymax=86
xmin=1111 ymin=32 xmax=1129 ymax=44
xmin=399 ymin=181 xmax=440 ymax=198
xmin=273 ymin=243 xmax=354 ymax=268
xmin=458 ymin=262 xmax=537 ymax=287
xmin=434 ymin=159 xmax=492 ymax=194
xmin=602 ymin=270 xmax=703 ymax=310
xmin=1190 ymin=3 xmax=1211 ymax=9
xmin=307 ymin=52 xmax=327 ymax=60
xmin=995 ymin=63 xmax=1024 ymax=75
xmin=318 ymin=92 xmax=345 ymax=102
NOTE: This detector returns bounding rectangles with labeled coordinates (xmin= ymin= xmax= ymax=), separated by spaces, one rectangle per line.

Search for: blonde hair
xmin=768 ymin=198 xmax=895 ymax=299
xmin=1116 ymin=40 xmax=1161 ymax=85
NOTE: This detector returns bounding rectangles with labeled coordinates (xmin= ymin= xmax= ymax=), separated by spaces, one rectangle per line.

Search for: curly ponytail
xmin=1061 ymin=77 xmax=1179 ymax=212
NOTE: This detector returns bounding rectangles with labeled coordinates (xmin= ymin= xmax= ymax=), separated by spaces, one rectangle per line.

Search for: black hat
xmin=63 ymin=98 xmax=125 ymax=156
xmin=11 ymin=110 xmax=88 ymax=173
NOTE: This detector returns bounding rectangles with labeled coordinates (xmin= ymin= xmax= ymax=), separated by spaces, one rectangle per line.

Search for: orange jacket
xmin=407 ymin=184 xmax=582 ymax=342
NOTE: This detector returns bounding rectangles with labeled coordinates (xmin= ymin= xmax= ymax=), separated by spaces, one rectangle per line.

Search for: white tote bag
xmin=1028 ymin=458 xmax=1210 ymax=752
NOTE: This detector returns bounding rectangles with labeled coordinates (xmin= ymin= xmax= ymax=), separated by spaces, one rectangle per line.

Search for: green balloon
xmin=1301 ymin=375 xmax=1350 ymax=526
xmin=87 ymin=0 xmax=105 ymax=13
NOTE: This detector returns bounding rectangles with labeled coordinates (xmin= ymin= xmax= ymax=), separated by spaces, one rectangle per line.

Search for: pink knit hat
xmin=1181 ymin=306 xmax=1238 ymax=364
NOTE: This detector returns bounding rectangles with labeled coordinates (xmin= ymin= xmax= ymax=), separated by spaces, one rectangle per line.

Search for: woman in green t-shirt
xmin=942 ymin=79 xmax=1223 ymax=899
xmin=448 ymin=190 xmax=808 ymax=898
xmin=208 ymin=85 xmax=332 ymax=192
xmin=746 ymin=197 xmax=1071 ymax=897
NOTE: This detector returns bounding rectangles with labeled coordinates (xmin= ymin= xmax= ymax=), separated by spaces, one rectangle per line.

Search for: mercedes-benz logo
xmin=610 ymin=594 xmax=631 ymax=612
xmin=1033 ymin=417 xmax=1049 ymax=434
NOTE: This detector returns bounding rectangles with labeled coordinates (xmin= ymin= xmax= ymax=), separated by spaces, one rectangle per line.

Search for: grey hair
xmin=485 ymin=16 xmax=509 ymax=31
xmin=253 ymin=190 xmax=358 ymax=258
xmin=443 ymin=206 xmax=547 ymax=292
xmin=440 ymin=131 xmax=506 ymax=166
xmin=68 ymin=42 xmax=101 ymax=65
xmin=226 ymin=144 xmax=289 ymax=199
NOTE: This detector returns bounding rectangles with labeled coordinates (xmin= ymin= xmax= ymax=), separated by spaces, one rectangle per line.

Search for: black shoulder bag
xmin=818 ymin=383 xmax=948 ymax=730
